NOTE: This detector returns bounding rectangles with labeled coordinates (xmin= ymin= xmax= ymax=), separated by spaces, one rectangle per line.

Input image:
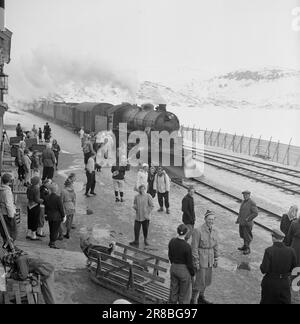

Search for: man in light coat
xmin=236 ymin=190 xmax=258 ymax=255
xmin=191 ymin=210 xmax=218 ymax=304
xmin=130 ymin=184 xmax=154 ymax=247
xmin=153 ymin=167 xmax=171 ymax=214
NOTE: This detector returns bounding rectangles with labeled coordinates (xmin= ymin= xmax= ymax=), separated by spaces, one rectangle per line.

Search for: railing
xmin=181 ymin=126 xmax=300 ymax=167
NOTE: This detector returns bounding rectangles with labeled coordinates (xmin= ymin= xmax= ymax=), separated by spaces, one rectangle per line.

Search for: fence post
xmin=264 ymin=137 xmax=273 ymax=159
xmin=283 ymin=138 xmax=292 ymax=165
xmin=204 ymin=128 xmax=208 ymax=145
xmin=208 ymin=130 xmax=214 ymax=146
xmin=254 ymin=136 xmax=262 ymax=156
xmin=236 ymin=135 xmax=244 ymax=154
xmin=223 ymin=133 xmax=228 ymax=149
xmin=248 ymin=135 xmax=253 ymax=156
xmin=213 ymin=129 xmax=221 ymax=147
xmin=272 ymin=141 xmax=280 ymax=162
xmin=229 ymin=134 xmax=236 ymax=152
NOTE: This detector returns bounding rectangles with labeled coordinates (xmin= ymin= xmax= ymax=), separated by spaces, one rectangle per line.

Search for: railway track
xmin=185 ymin=146 xmax=300 ymax=195
xmin=169 ymin=174 xmax=281 ymax=234
xmin=205 ymin=149 xmax=300 ymax=178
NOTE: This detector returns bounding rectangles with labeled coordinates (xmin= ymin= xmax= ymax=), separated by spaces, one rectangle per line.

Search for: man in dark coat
xmin=260 ymin=229 xmax=297 ymax=304
xmin=44 ymin=184 xmax=65 ymax=249
xmin=181 ymin=186 xmax=196 ymax=241
xmin=41 ymin=143 xmax=56 ymax=181
xmin=236 ymin=190 xmax=258 ymax=255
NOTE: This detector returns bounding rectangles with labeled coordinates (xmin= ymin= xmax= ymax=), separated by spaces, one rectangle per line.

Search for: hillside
xmin=7 ymin=68 xmax=300 ymax=110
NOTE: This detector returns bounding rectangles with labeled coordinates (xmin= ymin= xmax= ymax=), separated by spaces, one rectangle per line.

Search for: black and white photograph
xmin=0 ymin=0 xmax=300 ymax=308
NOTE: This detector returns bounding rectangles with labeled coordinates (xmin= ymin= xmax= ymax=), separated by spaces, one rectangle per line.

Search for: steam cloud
xmin=7 ymin=47 xmax=139 ymax=104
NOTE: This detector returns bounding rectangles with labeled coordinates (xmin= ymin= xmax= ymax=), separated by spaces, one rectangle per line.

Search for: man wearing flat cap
xmin=260 ymin=229 xmax=297 ymax=304
xmin=236 ymin=190 xmax=258 ymax=255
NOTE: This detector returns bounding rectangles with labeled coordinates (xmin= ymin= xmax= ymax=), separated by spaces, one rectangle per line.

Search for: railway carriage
xmin=54 ymin=102 xmax=78 ymax=125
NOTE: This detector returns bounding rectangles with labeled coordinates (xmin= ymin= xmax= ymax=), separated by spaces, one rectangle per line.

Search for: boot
xmin=37 ymin=228 xmax=46 ymax=238
xmin=30 ymin=231 xmax=40 ymax=241
xmin=144 ymin=239 xmax=149 ymax=246
xmin=26 ymin=230 xmax=32 ymax=240
xmin=129 ymin=241 xmax=139 ymax=247
xmin=157 ymin=207 xmax=164 ymax=212
xmin=238 ymin=246 xmax=246 ymax=251
xmin=198 ymin=294 xmax=213 ymax=305
xmin=166 ymin=209 xmax=170 ymax=214
xmin=243 ymin=248 xmax=251 ymax=255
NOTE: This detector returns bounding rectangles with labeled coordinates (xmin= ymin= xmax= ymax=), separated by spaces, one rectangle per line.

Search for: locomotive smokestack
xmin=0 ymin=0 xmax=5 ymax=31
xmin=157 ymin=104 xmax=167 ymax=112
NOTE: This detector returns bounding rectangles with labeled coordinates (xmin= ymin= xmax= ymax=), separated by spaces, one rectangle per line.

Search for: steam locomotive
xmin=30 ymin=101 xmax=182 ymax=166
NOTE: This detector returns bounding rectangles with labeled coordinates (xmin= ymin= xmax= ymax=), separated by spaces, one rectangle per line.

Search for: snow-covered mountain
xmin=8 ymin=67 xmax=300 ymax=110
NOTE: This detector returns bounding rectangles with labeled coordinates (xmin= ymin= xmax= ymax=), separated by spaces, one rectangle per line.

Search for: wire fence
xmin=181 ymin=126 xmax=300 ymax=168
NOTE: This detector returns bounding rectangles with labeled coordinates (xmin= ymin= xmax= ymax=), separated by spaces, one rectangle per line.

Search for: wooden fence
xmin=181 ymin=126 xmax=300 ymax=167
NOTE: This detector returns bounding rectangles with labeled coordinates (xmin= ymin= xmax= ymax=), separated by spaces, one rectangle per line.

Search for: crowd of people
xmin=16 ymin=123 xmax=52 ymax=143
xmin=0 ymin=123 xmax=299 ymax=305
xmin=15 ymin=123 xmax=61 ymax=186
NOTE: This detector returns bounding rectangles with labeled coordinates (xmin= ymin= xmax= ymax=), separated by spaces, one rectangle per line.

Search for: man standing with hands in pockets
xmin=236 ymin=190 xmax=258 ymax=255
xmin=191 ymin=210 xmax=219 ymax=304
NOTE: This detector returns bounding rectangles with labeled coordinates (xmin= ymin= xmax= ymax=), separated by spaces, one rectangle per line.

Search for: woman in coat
xmin=51 ymin=139 xmax=61 ymax=170
xmin=286 ymin=217 xmax=300 ymax=266
xmin=60 ymin=178 xmax=76 ymax=239
xmin=26 ymin=177 xmax=43 ymax=241
xmin=280 ymin=205 xmax=298 ymax=245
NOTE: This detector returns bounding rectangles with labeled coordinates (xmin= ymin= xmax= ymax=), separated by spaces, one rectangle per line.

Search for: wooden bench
xmin=87 ymin=243 xmax=170 ymax=304
xmin=0 ymin=277 xmax=42 ymax=304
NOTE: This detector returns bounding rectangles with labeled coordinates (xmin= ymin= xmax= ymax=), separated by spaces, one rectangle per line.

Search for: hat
xmin=177 ymin=224 xmax=188 ymax=236
xmin=64 ymin=178 xmax=72 ymax=187
xmin=242 ymin=190 xmax=251 ymax=195
xmin=204 ymin=210 xmax=215 ymax=218
xmin=271 ymin=229 xmax=285 ymax=240
xmin=142 ymin=163 xmax=149 ymax=168
xmin=31 ymin=176 xmax=40 ymax=186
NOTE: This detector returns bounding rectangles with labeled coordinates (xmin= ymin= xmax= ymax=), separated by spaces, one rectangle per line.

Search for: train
xmin=30 ymin=101 xmax=180 ymax=135
xmin=30 ymin=100 xmax=182 ymax=166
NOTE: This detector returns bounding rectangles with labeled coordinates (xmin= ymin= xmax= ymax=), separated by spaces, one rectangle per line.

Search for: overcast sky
xmin=5 ymin=0 xmax=300 ymax=83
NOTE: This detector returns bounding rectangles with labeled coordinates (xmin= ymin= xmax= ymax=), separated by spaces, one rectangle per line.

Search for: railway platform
xmin=3 ymin=109 xmax=300 ymax=304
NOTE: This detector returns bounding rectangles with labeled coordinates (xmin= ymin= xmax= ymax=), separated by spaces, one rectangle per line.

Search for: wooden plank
xmin=25 ymin=285 xmax=35 ymax=304
xmin=113 ymin=251 xmax=167 ymax=272
xmin=90 ymin=273 xmax=148 ymax=304
xmin=131 ymin=267 xmax=165 ymax=283
xmin=89 ymin=250 xmax=166 ymax=282
xmin=116 ymin=243 xmax=169 ymax=263
xmin=91 ymin=260 xmax=147 ymax=284
xmin=13 ymin=283 xmax=22 ymax=304
xmin=145 ymin=283 xmax=170 ymax=297
xmin=89 ymin=250 xmax=131 ymax=267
